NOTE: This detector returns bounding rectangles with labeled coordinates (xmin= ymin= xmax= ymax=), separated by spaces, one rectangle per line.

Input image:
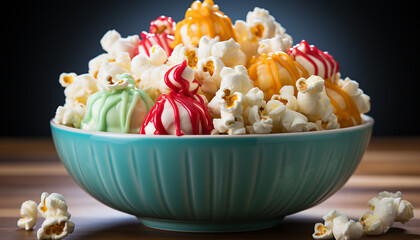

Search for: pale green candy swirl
xmin=81 ymin=74 xmax=154 ymax=133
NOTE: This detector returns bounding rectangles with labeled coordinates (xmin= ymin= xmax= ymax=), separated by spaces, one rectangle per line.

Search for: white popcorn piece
xmin=37 ymin=192 xmax=74 ymax=240
xmin=243 ymin=87 xmax=273 ymax=134
xmin=100 ymin=29 xmax=140 ymax=58
xmin=313 ymin=210 xmax=363 ymax=240
xmin=258 ymin=34 xmax=293 ymax=55
xmin=337 ymin=77 xmax=370 ymax=114
xmin=167 ymin=43 xmax=198 ymax=68
xmin=56 ymin=73 xmax=97 ymax=127
xmin=131 ymin=45 xmax=170 ymax=101
xmin=98 ymin=73 xmax=136 ymax=92
xmin=60 ymin=73 xmax=98 ymax=107
xmin=332 ymin=215 xmax=363 ymax=240
xmin=37 ymin=216 xmax=75 ymax=240
xmin=211 ymin=88 xmax=246 ymax=135
xmin=234 ymin=7 xmax=292 ymax=59
xmin=210 ymin=38 xmax=247 ymax=68
xmin=208 ymin=66 xmax=254 ymax=117
xmin=266 ymin=86 xmax=318 ymax=133
xmin=58 ymin=72 xmax=76 ymax=88
xmin=296 ymin=76 xmax=340 ymax=129
xmin=95 ymin=52 xmax=132 ymax=88
xmin=195 ymin=56 xmax=225 ymax=98
xmin=38 ymin=192 xmax=71 ymax=219
xmin=17 ymin=200 xmax=38 ymax=230
xmin=270 ymin=85 xmax=299 ymax=111
xmin=54 ymin=103 xmax=85 ymax=128
xmin=360 ymin=191 xmax=414 ymax=235
xmin=197 ymin=36 xmax=220 ymax=59
xmin=89 ymin=51 xmax=132 ymax=79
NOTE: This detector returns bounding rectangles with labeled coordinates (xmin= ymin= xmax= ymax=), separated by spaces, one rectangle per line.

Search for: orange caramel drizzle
xmin=324 ymin=81 xmax=361 ymax=127
xmin=248 ymin=52 xmax=309 ymax=101
xmin=171 ymin=0 xmax=236 ymax=48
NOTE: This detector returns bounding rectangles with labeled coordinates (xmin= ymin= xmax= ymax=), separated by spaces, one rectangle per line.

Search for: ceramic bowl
xmin=50 ymin=115 xmax=373 ymax=232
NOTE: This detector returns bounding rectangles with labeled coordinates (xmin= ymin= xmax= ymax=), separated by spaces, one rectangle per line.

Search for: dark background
xmin=3 ymin=0 xmax=418 ymax=137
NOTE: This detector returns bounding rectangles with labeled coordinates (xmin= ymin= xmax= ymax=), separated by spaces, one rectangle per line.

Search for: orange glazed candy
xmin=247 ymin=52 xmax=309 ymax=101
xmin=171 ymin=0 xmax=236 ymax=49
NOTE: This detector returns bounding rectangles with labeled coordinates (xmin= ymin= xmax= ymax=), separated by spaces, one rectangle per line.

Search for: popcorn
xmin=195 ymin=56 xmax=224 ymax=98
xmin=234 ymin=7 xmax=292 ymax=60
xmin=212 ymin=88 xmax=246 ymax=135
xmin=53 ymin=103 xmax=85 ymax=128
xmin=100 ymin=29 xmax=140 ymax=58
xmin=258 ymin=34 xmax=293 ymax=55
xmin=131 ymin=45 xmax=170 ymax=101
xmin=324 ymin=78 xmax=363 ymax=128
xmin=38 ymin=192 xmax=71 ymax=219
xmin=54 ymin=73 xmax=97 ymax=128
xmin=54 ymin=0 xmax=371 ymax=135
xmin=313 ymin=210 xmax=363 ymax=240
xmin=314 ymin=191 xmax=414 ymax=240
xmin=17 ymin=200 xmax=38 ymax=230
xmin=37 ymin=192 xmax=74 ymax=240
xmin=360 ymin=191 xmax=414 ymax=235
xmin=208 ymin=65 xmax=254 ymax=117
xmin=37 ymin=216 xmax=75 ymax=240
xmin=196 ymin=36 xmax=246 ymax=67
xmin=210 ymin=38 xmax=246 ymax=68
xmin=167 ymin=43 xmax=198 ymax=68
xmin=196 ymin=36 xmax=220 ymax=59
xmin=243 ymin=88 xmax=273 ymax=134
xmin=60 ymin=73 xmax=98 ymax=107
xmin=271 ymin=85 xmax=299 ymax=111
xmin=337 ymin=77 xmax=370 ymax=115
xmin=95 ymin=53 xmax=132 ymax=87
xmin=266 ymin=86 xmax=318 ymax=133
xmin=296 ymin=76 xmax=340 ymax=130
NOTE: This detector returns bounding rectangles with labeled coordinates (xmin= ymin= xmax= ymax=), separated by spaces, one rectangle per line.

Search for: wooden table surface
xmin=1 ymin=137 xmax=419 ymax=240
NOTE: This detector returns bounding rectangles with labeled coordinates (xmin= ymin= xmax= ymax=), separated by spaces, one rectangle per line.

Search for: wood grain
xmin=1 ymin=137 xmax=419 ymax=239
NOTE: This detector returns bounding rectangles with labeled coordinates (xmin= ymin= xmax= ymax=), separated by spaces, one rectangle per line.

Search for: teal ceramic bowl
xmin=50 ymin=115 xmax=373 ymax=232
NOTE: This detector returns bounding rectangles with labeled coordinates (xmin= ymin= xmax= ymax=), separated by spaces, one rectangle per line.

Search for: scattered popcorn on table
xmin=17 ymin=200 xmax=38 ymax=230
xmin=37 ymin=216 xmax=75 ymax=240
xmin=313 ymin=210 xmax=363 ymax=240
xmin=37 ymin=192 xmax=75 ymax=240
xmin=360 ymin=191 xmax=414 ymax=235
xmin=313 ymin=191 xmax=414 ymax=239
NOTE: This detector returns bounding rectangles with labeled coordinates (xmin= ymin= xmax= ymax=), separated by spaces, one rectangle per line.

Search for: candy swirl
xmin=287 ymin=40 xmax=339 ymax=82
xmin=140 ymin=61 xmax=213 ymax=136
xmin=171 ymin=0 xmax=236 ymax=49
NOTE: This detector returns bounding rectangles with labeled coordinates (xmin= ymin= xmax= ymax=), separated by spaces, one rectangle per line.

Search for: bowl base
xmin=138 ymin=217 xmax=283 ymax=232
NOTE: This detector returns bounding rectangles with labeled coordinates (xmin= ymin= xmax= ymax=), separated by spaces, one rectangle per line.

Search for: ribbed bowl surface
xmin=50 ymin=116 xmax=373 ymax=231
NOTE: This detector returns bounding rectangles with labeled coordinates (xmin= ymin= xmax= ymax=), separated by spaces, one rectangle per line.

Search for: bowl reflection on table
xmin=50 ymin=115 xmax=373 ymax=232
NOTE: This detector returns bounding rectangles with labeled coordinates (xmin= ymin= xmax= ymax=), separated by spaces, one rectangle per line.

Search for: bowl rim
xmin=50 ymin=115 xmax=373 ymax=139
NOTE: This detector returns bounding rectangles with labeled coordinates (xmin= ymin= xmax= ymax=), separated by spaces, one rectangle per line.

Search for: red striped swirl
xmin=287 ymin=40 xmax=339 ymax=82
